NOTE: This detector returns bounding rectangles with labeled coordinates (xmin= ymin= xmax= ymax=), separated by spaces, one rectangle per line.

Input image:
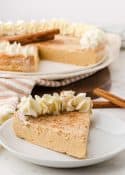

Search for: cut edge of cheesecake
xmin=13 ymin=111 xmax=91 ymax=159
xmin=0 ymin=54 xmax=39 ymax=72
xmin=36 ymin=35 xmax=106 ymax=67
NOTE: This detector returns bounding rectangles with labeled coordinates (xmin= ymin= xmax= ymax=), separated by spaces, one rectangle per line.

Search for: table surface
xmin=1 ymin=50 xmax=125 ymax=175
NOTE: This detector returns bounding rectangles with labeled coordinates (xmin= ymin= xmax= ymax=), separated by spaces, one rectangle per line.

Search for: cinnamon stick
xmin=0 ymin=29 xmax=60 ymax=45
xmin=93 ymin=101 xmax=118 ymax=108
xmin=93 ymin=88 xmax=125 ymax=108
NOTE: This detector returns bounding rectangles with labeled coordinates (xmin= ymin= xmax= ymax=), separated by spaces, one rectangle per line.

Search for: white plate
xmin=0 ymin=109 xmax=125 ymax=168
xmin=0 ymin=33 xmax=121 ymax=80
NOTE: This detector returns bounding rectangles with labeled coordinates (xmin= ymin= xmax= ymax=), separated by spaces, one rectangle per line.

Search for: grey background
xmin=0 ymin=0 xmax=125 ymax=26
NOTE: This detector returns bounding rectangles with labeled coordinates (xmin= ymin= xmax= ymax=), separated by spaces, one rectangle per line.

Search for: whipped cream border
xmin=0 ymin=19 xmax=106 ymax=49
xmin=17 ymin=91 xmax=93 ymax=124
xmin=0 ymin=41 xmax=38 ymax=57
xmin=0 ymin=19 xmax=99 ymax=37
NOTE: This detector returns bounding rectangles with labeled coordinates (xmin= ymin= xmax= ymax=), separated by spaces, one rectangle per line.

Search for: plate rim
xmin=0 ymin=54 xmax=106 ymax=76
xmin=0 ymin=118 xmax=125 ymax=168
xmin=0 ymin=54 xmax=115 ymax=80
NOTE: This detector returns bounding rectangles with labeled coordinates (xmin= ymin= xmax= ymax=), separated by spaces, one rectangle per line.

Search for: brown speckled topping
xmin=16 ymin=111 xmax=90 ymax=138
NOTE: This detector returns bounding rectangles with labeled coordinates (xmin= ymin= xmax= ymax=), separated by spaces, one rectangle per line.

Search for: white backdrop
xmin=0 ymin=0 xmax=125 ymax=26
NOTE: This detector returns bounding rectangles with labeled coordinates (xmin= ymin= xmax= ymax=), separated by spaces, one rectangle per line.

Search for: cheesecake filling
xmin=0 ymin=41 xmax=38 ymax=57
xmin=17 ymin=91 xmax=92 ymax=123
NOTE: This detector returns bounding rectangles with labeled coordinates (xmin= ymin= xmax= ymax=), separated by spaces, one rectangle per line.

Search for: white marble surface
xmin=1 ymin=50 xmax=125 ymax=174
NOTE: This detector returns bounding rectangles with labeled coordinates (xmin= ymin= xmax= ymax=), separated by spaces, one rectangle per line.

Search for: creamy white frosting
xmin=0 ymin=20 xmax=106 ymax=49
xmin=0 ymin=41 xmax=38 ymax=57
xmin=80 ymin=28 xmax=106 ymax=49
xmin=17 ymin=91 xmax=92 ymax=122
xmin=0 ymin=21 xmax=14 ymax=36
xmin=0 ymin=19 xmax=96 ymax=37
xmin=0 ymin=104 xmax=16 ymax=124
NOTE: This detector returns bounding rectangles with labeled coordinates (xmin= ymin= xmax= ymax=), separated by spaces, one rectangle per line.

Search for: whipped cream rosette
xmin=17 ymin=91 xmax=93 ymax=124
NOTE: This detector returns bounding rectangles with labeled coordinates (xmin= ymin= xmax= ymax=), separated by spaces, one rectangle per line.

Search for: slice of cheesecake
xmin=36 ymin=35 xmax=106 ymax=67
xmin=13 ymin=91 xmax=92 ymax=159
xmin=13 ymin=111 xmax=91 ymax=159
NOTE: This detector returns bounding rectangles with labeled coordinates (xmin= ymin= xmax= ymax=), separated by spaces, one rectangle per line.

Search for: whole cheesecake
xmin=0 ymin=20 xmax=107 ymax=71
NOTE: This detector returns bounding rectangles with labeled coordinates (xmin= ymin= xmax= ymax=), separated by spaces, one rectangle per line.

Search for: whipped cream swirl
xmin=80 ymin=28 xmax=106 ymax=49
xmin=17 ymin=91 xmax=92 ymax=122
xmin=0 ymin=104 xmax=15 ymax=124
xmin=0 ymin=41 xmax=38 ymax=57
